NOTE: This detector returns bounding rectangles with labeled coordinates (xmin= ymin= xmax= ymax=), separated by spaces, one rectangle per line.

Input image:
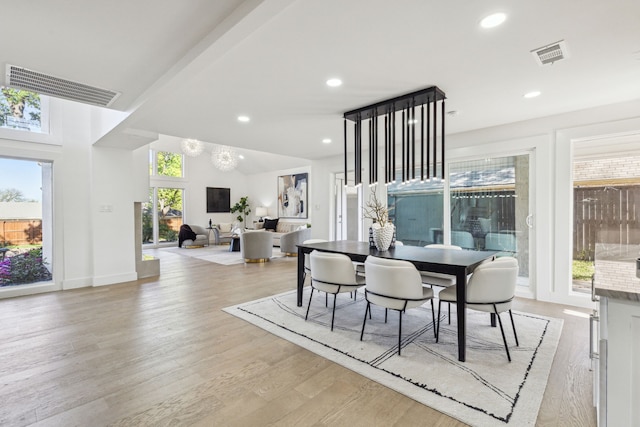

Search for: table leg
xmin=297 ymin=247 xmax=305 ymax=306
xmin=456 ymin=270 xmax=467 ymax=362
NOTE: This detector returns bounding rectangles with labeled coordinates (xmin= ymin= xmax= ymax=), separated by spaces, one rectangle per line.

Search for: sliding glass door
xmin=449 ymin=154 xmax=532 ymax=287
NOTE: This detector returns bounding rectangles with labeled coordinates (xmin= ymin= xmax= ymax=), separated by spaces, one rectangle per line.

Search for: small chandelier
xmin=181 ymin=138 xmax=204 ymax=157
xmin=211 ymin=145 xmax=239 ymax=171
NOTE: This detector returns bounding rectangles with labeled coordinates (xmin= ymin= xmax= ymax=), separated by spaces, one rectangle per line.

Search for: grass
xmin=572 ymin=259 xmax=595 ymax=281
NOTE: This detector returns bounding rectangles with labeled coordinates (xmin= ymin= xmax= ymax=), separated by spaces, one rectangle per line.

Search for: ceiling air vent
xmin=5 ymin=64 xmax=120 ymax=107
xmin=531 ymin=40 xmax=569 ymax=66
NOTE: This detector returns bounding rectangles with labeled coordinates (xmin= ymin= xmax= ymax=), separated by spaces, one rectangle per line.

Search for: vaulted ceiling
xmin=4 ymin=0 xmax=640 ymax=168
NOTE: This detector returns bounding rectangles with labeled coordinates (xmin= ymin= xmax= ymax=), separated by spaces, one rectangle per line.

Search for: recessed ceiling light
xmin=322 ymin=138 xmax=332 ymax=144
xmin=237 ymin=115 xmax=250 ymax=122
xmin=480 ymin=12 xmax=506 ymax=29
xmin=238 ymin=154 xmax=245 ymax=159
xmin=523 ymin=91 xmax=541 ymax=99
xmin=408 ymin=119 xmax=419 ymax=125
xmin=447 ymin=110 xmax=460 ymax=117
xmin=326 ymin=78 xmax=342 ymax=87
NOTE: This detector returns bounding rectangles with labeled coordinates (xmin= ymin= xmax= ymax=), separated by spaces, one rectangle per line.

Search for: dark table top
xmin=298 ymin=240 xmax=496 ymax=275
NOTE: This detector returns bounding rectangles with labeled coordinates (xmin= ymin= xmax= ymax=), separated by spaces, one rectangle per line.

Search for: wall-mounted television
xmin=206 ymin=187 xmax=230 ymax=213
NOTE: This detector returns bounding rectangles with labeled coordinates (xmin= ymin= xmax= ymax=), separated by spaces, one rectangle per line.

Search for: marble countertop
xmin=594 ymin=258 xmax=640 ymax=302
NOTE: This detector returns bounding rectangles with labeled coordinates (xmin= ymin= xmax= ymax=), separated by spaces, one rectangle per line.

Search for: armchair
xmin=279 ymin=227 xmax=312 ymax=256
xmin=179 ymin=224 xmax=209 ymax=247
xmin=240 ymin=230 xmax=273 ymax=263
xmin=211 ymin=227 xmax=232 ymax=245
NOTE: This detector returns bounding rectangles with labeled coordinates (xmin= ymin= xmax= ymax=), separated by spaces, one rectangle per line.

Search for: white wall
xmin=0 ymin=98 xmax=138 ymax=295
xmin=58 ymin=100 xmax=95 ymax=289
xmin=149 ymin=135 xmax=249 ymax=229
xmin=91 ymin=146 xmax=137 ymax=286
xmin=245 ymin=165 xmax=312 ymax=227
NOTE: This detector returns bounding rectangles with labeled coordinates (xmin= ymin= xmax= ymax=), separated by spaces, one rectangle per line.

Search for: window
xmin=0 ymin=87 xmax=45 ymax=133
xmin=387 ymin=170 xmax=445 ymax=246
xmin=151 ymin=151 xmax=183 ymax=178
xmin=145 ymin=149 xmax=185 ymax=246
xmin=572 ymin=154 xmax=640 ymax=293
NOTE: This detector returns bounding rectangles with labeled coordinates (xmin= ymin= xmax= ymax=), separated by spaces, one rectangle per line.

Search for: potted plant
xmin=230 ymin=196 xmax=251 ymax=225
xmin=363 ymin=192 xmax=395 ymax=251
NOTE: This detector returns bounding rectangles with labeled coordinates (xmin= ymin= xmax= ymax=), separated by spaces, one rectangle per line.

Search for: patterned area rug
xmin=163 ymin=245 xmax=286 ymax=265
xmin=224 ymin=289 xmax=563 ymax=426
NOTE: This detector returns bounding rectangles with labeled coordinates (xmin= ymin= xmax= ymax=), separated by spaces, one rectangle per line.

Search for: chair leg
xmin=398 ymin=310 xmax=403 ymax=355
xmin=494 ymin=304 xmax=511 ymax=362
xmin=331 ymin=294 xmax=337 ymax=331
xmin=430 ymin=299 xmax=437 ymax=338
xmin=509 ymin=309 xmax=519 ymax=346
xmin=360 ymin=301 xmax=370 ymax=340
xmin=325 ymin=292 xmax=328 ymax=307
xmin=385 ymin=308 xmax=388 ymax=323
xmin=305 ymin=287 xmax=315 ymax=321
xmin=436 ymin=299 xmax=442 ymax=343
xmin=448 ymin=302 xmax=451 ymax=324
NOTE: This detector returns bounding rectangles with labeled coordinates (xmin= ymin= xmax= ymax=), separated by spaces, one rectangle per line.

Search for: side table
xmin=206 ymin=226 xmax=215 ymax=246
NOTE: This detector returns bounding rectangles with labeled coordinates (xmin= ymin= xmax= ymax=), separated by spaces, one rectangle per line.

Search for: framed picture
xmin=277 ymin=173 xmax=308 ymax=218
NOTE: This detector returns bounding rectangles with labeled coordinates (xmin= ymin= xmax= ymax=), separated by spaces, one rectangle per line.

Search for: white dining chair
xmin=436 ymin=257 xmax=519 ymax=361
xmin=420 ymin=244 xmax=462 ymax=324
xmin=302 ymin=239 xmax=328 ymax=283
xmin=360 ymin=256 xmax=436 ymax=355
xmin=306 ymin=250 xmax=365 ymax=331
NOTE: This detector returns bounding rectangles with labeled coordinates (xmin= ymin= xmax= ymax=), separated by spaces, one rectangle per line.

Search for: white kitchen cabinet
xmin=593 ymin=244 xmax=640 ymax=427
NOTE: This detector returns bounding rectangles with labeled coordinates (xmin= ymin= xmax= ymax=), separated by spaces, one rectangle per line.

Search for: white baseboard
xmin=62 ymin=276 xmax=93 ymax=290
xmin=92 ymin=272 xmax=138 ymax=287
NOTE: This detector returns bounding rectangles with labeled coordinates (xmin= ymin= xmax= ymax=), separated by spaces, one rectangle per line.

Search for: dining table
xmin=296 ymin=240 xmax=497 ymax=362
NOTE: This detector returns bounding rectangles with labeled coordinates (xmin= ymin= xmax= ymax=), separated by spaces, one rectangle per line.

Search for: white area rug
xmin=163 ymin=245 xmax=286 ymax=265
xmin=224 ymin=289 xmax=563 ymax=426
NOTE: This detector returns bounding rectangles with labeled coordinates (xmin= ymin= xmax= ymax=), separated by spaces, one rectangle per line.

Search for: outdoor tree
xmin=0 ymin=188 xmax=28 ymax=202
xmin=157 ymin=188 xmax=183 ymax=218
xmin=0 ymin=88 xmax=41 ymax=126
xmin=156 ymin=151 xmax=182 ymax=177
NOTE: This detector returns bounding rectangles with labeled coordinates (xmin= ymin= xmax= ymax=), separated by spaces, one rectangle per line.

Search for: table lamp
xmin=256 ymin=206 xmax=268 ymax=222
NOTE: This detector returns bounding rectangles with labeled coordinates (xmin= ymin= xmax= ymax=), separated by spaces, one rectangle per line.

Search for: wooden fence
xmin=0 ymin=219 xmax=43 ymax=246
xmin=573 ymin=185 xmax=640 ymax=260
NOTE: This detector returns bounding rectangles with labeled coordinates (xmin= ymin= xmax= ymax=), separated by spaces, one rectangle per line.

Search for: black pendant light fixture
xmin=343 ymin=86 xmax=446 ymax=186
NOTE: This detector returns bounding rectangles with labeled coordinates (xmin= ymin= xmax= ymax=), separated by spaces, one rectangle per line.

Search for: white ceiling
xmin=3 ymin=0 xmax=640 ymax=172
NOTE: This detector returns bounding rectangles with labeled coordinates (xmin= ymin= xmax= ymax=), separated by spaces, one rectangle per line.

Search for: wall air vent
xmin=531 ymin=40 xmax=569 ymax=66
xmin=5 ymin=65 xmax=120 ymax=107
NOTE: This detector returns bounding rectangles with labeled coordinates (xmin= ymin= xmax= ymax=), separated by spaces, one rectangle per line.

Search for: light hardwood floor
xmin=0 ymin=249 xmax=597 ymax=426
